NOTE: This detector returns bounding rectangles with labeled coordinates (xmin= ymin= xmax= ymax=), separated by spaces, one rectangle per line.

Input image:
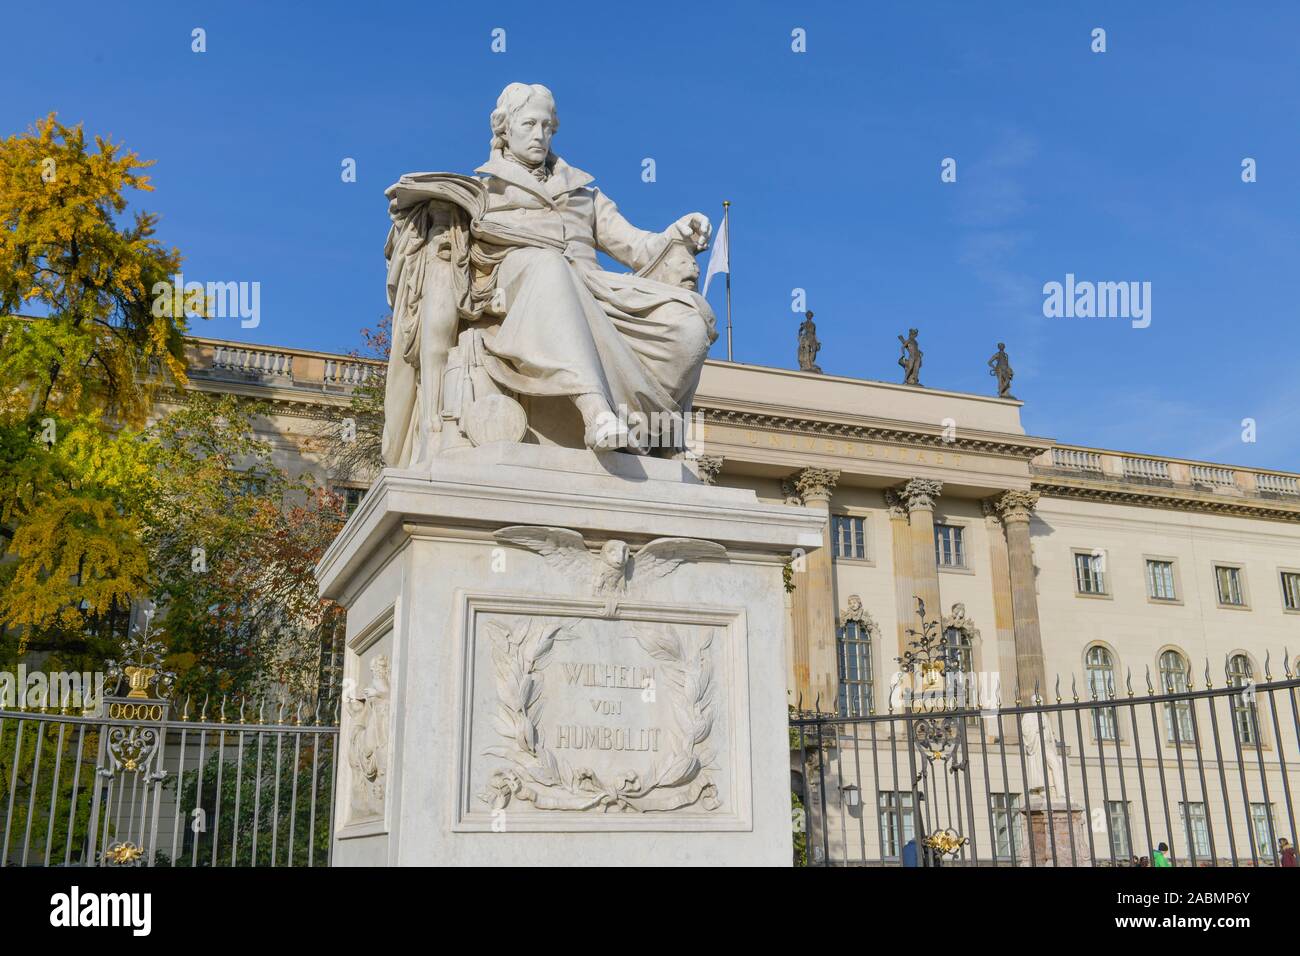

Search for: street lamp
xmin=841 ymin=783 xmax=861 ymax=809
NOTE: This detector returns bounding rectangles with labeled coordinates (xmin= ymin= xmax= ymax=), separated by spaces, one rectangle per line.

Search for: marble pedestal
xmin=316 ymin=443 xmax=824 ymax=866
xmin=1017 ymin=796 xmax=1093 ymax=867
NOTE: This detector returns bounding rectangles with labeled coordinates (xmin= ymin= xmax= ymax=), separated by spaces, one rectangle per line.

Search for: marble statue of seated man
xmin=381 ymin=83 xmax=718 ymax=467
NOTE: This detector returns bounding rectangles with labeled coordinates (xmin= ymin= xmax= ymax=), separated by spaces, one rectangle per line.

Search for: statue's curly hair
xmin=490 ymin=82 xmax=559 ymax=152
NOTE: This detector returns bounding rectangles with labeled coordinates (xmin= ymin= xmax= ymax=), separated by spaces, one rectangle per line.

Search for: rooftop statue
xmin=381 ymin=83 xmax=718 ymax=467
xmin=988 ymin=342 xmax=1014 ymax=398
xmin=797 ymin=310 xmax=822 ymax=373
xmin=898 ymin=328 xmax=922 ymax=386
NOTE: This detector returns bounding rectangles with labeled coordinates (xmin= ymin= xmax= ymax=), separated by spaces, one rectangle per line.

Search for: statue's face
xmin=651 ymin=244 xmax=700 ymax=290
xmin=506 ymin=99 xmax=556 ymax=165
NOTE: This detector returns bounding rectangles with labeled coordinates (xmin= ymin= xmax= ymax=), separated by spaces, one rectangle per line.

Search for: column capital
xmin=780 ymin=477 xmax=802 ymax=506
xmin=693 ymin=454 xmax=724 ymax=486
xmin=980 ymin=497 xmax=1003 ymax=524
xmin=883 ymin=488 xmax=909 ymax=520
xmin=899 ymin=478 xmax=942 ymax=512
xmin=794 ymin=467 xmax=840 ymax=503
xmin=996 ymin=489 xmax=1040 ymax=522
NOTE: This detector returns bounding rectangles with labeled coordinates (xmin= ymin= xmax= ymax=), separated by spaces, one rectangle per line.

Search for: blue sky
xmin=6 ymin=1 xmax=1299 ymax=469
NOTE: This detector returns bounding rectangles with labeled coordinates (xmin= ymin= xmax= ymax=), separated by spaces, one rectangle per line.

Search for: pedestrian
xmin=1153 ymin=842 xmax=1172 ymax=867
xmin=902 ymin=837 xmax=919 ymax=867
xmin=1281 ymin=838 xmax=1298 ymax=867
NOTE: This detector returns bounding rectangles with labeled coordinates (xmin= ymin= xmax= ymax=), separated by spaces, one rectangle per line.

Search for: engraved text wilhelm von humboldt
xmin=553 ymin=659 xmax=662 ymax=753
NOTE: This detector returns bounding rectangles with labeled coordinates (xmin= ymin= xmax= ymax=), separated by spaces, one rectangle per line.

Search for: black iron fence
xmin=0 ymin=690 xmax=338 ymax=868
xmin=791 ymin=662 xmax=1300 ymax=867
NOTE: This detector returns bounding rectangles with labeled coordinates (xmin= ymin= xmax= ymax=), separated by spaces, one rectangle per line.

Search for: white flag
xmin=702 ymin=212 xmax=729 ymax=296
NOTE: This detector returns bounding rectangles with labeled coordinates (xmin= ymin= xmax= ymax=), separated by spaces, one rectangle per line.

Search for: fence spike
xmin=296 ymin=701 xmax=306 ymax=726
xmin=1144 ymin=666 xmax=1154 ymax=695
xmin=1285 ymin=649 xmax=1294 ymax=679
xmin=1204 ymin=659 xmax=1213 ymax=689
xmin=1263 ymin=650 xmax=1272 ymax=680
xmin=200 ymin=694 xmax=210 ymax=722
xmin=220 ymin=694 xmax=228 ymax=723
xmin=1054 ymin=674 xmax=1061 ymax=704
xmin=313 ymin=698 xmax=322 ymax=726
xmin=1071 ymin=674 xmax=1078 ymax=702
xmin=1032 ymin=677 xmax=1041 ymax=707
xmin=1125 ymin=668 xmax=1134 ymax=698
xmin=796 ymin=691 xmax=804 ymax=712
xmin=814 ymin=692 xmax=822 ymax=716
xmin=258 ymin=696 xmax=267 ymax=723
xmin=239 ymin=697 xmax=247 ymax=724
xmin=181 ymin=695 xmax=191 ymax=721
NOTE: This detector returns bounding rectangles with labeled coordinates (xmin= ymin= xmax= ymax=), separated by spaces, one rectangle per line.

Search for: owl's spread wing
xmin=494 ymin=526 xmax=594 ymax=580
xmin=631 ymin=537 xmax=728 ymax=584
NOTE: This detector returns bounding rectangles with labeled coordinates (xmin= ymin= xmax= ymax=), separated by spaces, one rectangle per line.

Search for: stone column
xmin=788 ymin=468 xmax=840 ymax=712
xmin=997 ymin=490 xmax=1045 ymax=703
xmin=981 ymin=499 xmax=1019 ymax=709
xmin=901 ymin=478 xmax=943 ymax=628
xmin=884 ymin=489 xmax=915 ymax=659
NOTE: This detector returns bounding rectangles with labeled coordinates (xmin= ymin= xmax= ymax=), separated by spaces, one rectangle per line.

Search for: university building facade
xmin=177 ymin=334 xmax=1300 ymax=865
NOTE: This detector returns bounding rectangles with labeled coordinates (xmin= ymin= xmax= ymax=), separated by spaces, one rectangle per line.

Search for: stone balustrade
xmin=1036 ymin=444 xmax=1300 ymax=503
xmin=324 ymin=359 xmax=376 ymax=386
xmin=1256 ymin=472 xmax=1300 ymax=496
xmin=1121 ymin=456 xmax=1170 ymax=481
xmin=186 ymin=336 xmax=383 ymax=391
xmin=1051 ymin=447 xmax=1102 ymax=471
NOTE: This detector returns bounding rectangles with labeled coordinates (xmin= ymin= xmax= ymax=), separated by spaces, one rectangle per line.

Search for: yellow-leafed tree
xmin=0 ymin=114 xmax=187 ymax=656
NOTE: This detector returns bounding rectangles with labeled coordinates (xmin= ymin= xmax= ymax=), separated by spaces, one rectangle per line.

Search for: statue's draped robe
xmin=381 ymin=150 xmax=717 ymax=467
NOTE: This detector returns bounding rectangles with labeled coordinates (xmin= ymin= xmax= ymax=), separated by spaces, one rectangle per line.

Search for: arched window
xmin=1160 ymin=650 xmax=1196 ymax=743
xmin=837 ymin=598 xmax=876 ymax=718
xmin=1086 ymin=645 xmax=1118 ymax=740
xmin=1227 ymin=654 xmax=1257 ymax=745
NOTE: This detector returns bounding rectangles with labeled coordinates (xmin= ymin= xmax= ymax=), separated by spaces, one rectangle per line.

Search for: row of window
xmin=833 ymin=514 xmax=1300 ymax=614
xmin=877 ymin=790 xmax=1278 ymax=862
xmin=833 ymin=515 xmax=970 ymax=568
xmin=838 ymin=620 xmax=1263 ymax=750
xmin=1086 ymin=646 xmax=1262 ymax=746
xmin=1074 ymin=552 xmax=1300 ymax=611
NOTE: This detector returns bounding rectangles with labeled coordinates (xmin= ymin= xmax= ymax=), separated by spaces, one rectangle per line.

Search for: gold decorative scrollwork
xmin=104 ymin=841 xmax=145 ymax=866
xmin=923 ymin=828 xmax=969 ymax=857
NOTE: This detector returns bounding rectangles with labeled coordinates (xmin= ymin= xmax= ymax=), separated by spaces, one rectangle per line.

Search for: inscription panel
xmin=453 ymin=592 xmax=752 ymax=831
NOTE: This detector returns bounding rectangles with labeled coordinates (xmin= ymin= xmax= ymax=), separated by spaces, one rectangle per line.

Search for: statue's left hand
xmin=671 ymin=213 xmax=712 ymax=252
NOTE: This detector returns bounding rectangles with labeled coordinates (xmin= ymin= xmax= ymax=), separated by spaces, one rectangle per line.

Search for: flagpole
xmin=723 ymin=200 xmax=733 ymax=361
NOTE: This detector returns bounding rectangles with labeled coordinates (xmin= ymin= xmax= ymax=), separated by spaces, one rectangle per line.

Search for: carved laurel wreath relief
xmin=478 ymin=615 xmax=721 ymax=814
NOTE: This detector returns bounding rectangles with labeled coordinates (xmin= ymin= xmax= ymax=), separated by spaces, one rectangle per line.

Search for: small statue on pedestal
xmin=797 ymin=311 xmax=822 ymax=373
xmin=988 ymin=342 xmax=1015 ymax=398
xmin=897 ymin=328 xmax=922 ymax=385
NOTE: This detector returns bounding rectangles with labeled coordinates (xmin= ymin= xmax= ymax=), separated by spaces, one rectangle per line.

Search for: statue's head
xmin=491 ymin=82 xmax=559 ymax=166
xmin=997 ymin=342 xmax=1006 ymax=350
xmin=639 ymin=239 xmax=700 ymax=290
